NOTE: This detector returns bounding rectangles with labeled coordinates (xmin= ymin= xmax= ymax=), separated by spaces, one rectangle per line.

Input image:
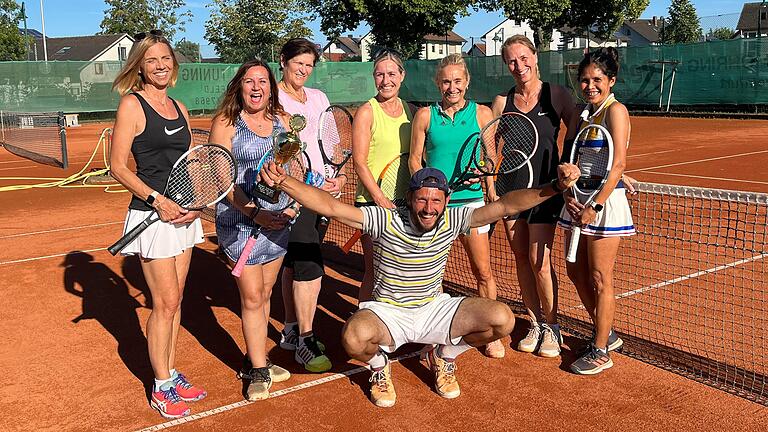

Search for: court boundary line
xmin=0 ymin=221 xmax=123 ymax=239
xmin=135 ymin=351 xmax=420 ymax=432
xmin=628 ymin=149 xmax=768 ymax=173
xmin=627 ymin=171 xmax=768 ymax=186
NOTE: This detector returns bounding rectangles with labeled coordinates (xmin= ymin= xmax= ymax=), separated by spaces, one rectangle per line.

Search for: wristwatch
xmin=146 ymin=191 xmax=160 ymax=207
xmin=590 ymin=202 xmax=604 ymax=212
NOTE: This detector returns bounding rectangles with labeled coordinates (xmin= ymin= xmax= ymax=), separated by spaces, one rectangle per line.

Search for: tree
xmin=99 ymin=0 xmax=192 ymax=42
xmin=0 ymin=0 xmax=26 ymax=61
xmin=660 ymin=0 xmax=702 ymax=44
xmin=174 ymin=39 xmax=200 ymax=62
xmin=310 ymin=0 xmax=471 ymax=60
xmin=478 ymin=0 xmax=647 ymax=51
xmin=708 ymin=27 xmax=733 ymax=41
xmin=205 ymin=0 xmax=312 ymax=64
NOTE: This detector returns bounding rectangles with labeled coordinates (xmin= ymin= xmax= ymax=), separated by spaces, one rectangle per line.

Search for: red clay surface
xmin=1 ymin=116 xmax=767 ymax=431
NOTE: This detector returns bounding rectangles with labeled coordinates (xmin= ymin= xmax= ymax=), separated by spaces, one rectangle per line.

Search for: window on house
xmin=119 ymin=47 xmax=127 ymax=61
xmin=431 ymin=45 xmax=435 ymax=53
xmin=94 ymin=63 xmax=104 ymax=75
xmin=439 ymin=46 xmax=443 ymax=54
xmin=762 ymin=11 xmax=768 ymax=20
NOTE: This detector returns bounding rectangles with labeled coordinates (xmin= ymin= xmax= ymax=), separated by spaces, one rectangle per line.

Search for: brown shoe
xmin=426 ymin=349 xmax=460 ymax=399
xmin=369 ymin=362 xmax=396 ymax=407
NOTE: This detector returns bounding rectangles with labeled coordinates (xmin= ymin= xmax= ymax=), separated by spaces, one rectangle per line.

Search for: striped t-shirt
xmin=361 ymin=206 xmax=474 ymax=308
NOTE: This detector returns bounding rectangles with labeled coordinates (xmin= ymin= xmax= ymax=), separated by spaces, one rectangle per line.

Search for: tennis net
xmin=322 ymin=171 xmax=768 ymax=405
xmin=0 ymin=111 xmax=67 ymax=168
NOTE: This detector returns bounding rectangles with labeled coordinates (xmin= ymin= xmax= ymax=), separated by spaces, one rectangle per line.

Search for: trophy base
xmin=253 ymin=181 xmax=282 ymax=204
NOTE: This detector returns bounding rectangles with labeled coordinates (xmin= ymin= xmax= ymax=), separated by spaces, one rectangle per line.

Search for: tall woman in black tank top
xmin=490 ymin=35 xmax=577 ymax=359
xmin=109 ymin=32 xmax=205 ymax=419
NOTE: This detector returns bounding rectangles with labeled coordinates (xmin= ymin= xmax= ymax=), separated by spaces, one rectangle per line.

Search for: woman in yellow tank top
xmin=351 ymin=49 xmax=413 ymax=302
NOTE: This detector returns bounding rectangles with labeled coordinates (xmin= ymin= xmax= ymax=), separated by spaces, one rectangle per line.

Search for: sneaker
xmin=242 ymin=367 xmax=272 ymax=401
xmin=280 ymin=326 xmax=326 ymax=351
xmin=172 ymin=372 xmax=207 ymax=402
xmin=607 ymin=330 xmax=624 ymax=352
xmin=537 ymin=323 xmax=562 ymax=358
xmin=517 ymin=323 xmax=542 ymax=353
xmin=570 ymin=344 xmax=613 ymax=375
xmin=425 ymin=349 xmax=460 ymax=399
xmin=150 ymin=387 xmax=191 ymax=419
xmin=369 ymin=362 xmax=396 ymax=408
xmin=240 ymin=355 xmax=291 ymax=383
xmin=484 ymin=339 xmax=505 ymax=358
xmin=295 ymin=335 xmax=332 ymax=373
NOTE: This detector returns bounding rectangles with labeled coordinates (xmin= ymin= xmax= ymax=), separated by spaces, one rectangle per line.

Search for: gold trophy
xmin=253 ymin=114 xmax=307 ymax=203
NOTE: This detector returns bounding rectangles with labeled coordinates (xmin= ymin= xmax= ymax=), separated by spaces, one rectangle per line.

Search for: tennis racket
xmin=448 ymin=112 xmax=538 ymax=192
xmin=341 ymin=152 xmax=410 ymax=254
xmin=318 ymin=105 xmax=353 ymax=179
xmin=565 ymin=124 xmax=614 ymax=263
xmin=231 ymin=150 xmax=314 ymax=277
xmin=108 ymin=144 xmax=237 ymax=255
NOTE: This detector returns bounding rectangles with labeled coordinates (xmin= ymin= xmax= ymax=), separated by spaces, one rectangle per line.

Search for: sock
xmin=169 ymin=369 xmax=178 ymax=379
xmin=595 ymin=346 xmax=608 ymax=355
xmin=436 ymin=341 xmax=472 ymax=361
xmin=154 ymin=377 xmax=174 ymax=392
xmin=367 ymin=350 xmax=388 ymax=370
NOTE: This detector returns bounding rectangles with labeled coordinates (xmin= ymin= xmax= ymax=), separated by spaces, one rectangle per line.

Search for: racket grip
xmin=341 ymin=229 xmax=362 ymax=254
xmin=566 ymin=225 xmax=582 ymax=263
xmin=107 ymin=217 xmax=155 ymax=256
xmin=231 ymin=236 xmax=257 ymax=277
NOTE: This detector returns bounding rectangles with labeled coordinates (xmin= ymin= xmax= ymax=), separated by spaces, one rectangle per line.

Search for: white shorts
xmin=119 ymin=209 xmax=204 ymax=259
xmin=358 ymin=293 xmax=465 ymax=353
xmin=459 ymin=200 xmax=489 ymax=235
xmin=557 ymin=188 xmax=635 ymax=237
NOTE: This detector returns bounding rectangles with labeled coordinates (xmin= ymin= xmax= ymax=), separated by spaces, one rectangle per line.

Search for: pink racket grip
xmin=566 ymin=225 xmax=582 ymax=263
xmin=231 ymin=236 xmax=257 ymax=277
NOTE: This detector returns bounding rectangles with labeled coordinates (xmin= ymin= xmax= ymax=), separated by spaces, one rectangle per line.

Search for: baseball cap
xmin=409 ymin=168 xmax=450 ymax=194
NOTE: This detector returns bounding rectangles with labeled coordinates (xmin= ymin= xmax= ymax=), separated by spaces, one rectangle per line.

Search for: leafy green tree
xmin=99 ymin=0 xmax=192 ymax=42
xmin=0 ymin=0 xmax=26 ymax=61
xmin=310 ymin=0 xmax=471 ymax=60
xmin=708 ymin=27 xmax=733 ymax=41
xmin=205 ymin=0 xmax=312 ymax=64
xmin=174 ymin=39 xmax=200 ymax=61
xmin=660 ymin=0 xmax=702 ymax=44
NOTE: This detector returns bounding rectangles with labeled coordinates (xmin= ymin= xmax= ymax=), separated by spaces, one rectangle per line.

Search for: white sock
xmin=437 ymin=341 xmax=472 ymax=361
xmin=367 ymin=350 xmax=388 ymax=370
xmin=169 ymin=369 xmax=177 ymax=378
xmin=154 ymin=377 xmax=174 ymax=392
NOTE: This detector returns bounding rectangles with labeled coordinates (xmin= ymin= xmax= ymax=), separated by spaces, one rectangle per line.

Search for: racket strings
xmin=167 ymin=147 xmax=236 ymax=208
xmin=379 ymin=155 xmax=410 ymax=207
xmin=494 ymin=117 xmax=537 ymax=173
xmin=321 ymin=108 xmax=353 ymax=166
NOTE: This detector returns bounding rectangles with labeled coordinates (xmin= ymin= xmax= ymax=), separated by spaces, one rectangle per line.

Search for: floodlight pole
xmin=40 ymin=0 xmax=47 ymax=61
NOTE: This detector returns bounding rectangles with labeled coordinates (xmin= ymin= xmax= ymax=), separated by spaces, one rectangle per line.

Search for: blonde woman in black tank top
xmin=491 ymin=35 xmax=578 ymax=360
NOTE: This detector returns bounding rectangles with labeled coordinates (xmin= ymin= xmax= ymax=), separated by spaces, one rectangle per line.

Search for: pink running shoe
xmin=150 ymin=387 xmax=191 ymax=419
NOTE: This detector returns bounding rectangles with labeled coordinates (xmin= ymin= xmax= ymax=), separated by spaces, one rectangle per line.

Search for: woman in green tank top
xmin=409 ymin=54 xmax=504 ymax=359
xmin=351 ymin=49 xmax=413 ymax=302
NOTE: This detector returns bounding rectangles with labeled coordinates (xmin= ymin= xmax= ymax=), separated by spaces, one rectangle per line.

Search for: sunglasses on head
xmin=134 ymin=30 xmax=163 ymax=41
xmin=372 ymin=48 xmax=403 ymax=61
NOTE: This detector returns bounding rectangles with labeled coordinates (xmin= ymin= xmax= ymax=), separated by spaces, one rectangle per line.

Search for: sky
xmin=19 ymin=0 xmax=741 ymax=58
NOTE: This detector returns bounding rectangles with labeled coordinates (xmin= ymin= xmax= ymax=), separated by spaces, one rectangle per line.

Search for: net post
xmin=666 ymin=67 xmax=677 ymax=112
xmin=0 ymin=110 xmax=5 ymax=144
xmin=58 ymin=111 xmax=68 ymax=169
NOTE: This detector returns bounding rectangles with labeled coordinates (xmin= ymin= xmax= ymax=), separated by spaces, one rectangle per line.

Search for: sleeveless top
xmin=355 ymin=97 xmax=412 ymax=203
xmin=129 ymin=93 xmax=190 ymax=211
xmin=502 ymin=83 xmax=563 ymax=188
xmin=425 ymin=101 xmax=482 ymax=207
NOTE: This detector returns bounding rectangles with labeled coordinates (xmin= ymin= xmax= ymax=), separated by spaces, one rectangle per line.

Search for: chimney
xmin=347 ymin=34 xmax=353 ymax=38
xmin=652 ymin=16 xmax=657 ymax=26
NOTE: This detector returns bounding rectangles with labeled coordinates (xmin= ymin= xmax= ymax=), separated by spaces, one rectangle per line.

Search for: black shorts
xmin=507 ymin=194 xmax=564 ymax=225
xmin=282 ymin=208 xmax=328 ymax=281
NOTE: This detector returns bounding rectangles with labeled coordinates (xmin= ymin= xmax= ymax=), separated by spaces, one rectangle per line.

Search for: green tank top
xmin=425 ymin=101 xmax=483 ymax=207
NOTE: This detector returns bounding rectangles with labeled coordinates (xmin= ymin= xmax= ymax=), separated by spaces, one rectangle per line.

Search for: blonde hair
xmin=434 ymin=53 xmax=469 ymax=83
xmin=112 ymin=34 xmax=179 ymax=96
xmin=372 ymin=49 xmax=405 ymax=73
xmin=501 ymin=35 xmax=537 ymax=62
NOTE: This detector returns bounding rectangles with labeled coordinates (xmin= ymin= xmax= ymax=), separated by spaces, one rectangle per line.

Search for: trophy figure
xmin=253 ymin=114 xmax=307 ymax=203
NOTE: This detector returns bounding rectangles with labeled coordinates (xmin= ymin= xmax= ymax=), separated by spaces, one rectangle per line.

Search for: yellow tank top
xmin=355 ymin=97 xmax=412 ymax=203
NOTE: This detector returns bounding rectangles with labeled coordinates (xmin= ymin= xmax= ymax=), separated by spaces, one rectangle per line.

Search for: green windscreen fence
xmin=0 ymin=38 xmax=766 ymax=113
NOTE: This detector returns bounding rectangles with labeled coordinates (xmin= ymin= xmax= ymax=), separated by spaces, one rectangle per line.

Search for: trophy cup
xmin=253 ymin=114 xmax=307 ymax=204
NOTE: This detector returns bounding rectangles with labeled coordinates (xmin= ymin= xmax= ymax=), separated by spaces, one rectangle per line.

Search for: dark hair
xmin=214 ymin=58 xmax=284 ymax=126
xmin=279 ymin=38 xmax=319 ymax=70
xmin=578 ymin=47 xmax=620 ymax=80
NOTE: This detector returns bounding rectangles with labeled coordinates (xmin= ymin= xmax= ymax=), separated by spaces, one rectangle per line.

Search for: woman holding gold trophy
xmin=210 ymin=58 xmax=294 ymax=401
xmin=276 ymin=38 xmax=336 ymax=374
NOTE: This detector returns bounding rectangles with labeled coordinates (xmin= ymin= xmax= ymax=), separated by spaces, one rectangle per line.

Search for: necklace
xmin=243 ymin=111 xmax=269 ymax=131
xmin=280 ymin=81 xmax=306 ymax=103
xmin=517 ymin=82 xmax=542 ymax=107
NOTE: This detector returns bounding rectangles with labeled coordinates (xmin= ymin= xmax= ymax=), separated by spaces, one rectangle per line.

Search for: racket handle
xmin=341 ymin=229 xmax=362 ymax=254
xmin=231 ymin=235 xmax=258 ymax=277
xmin=107 ymin=213 xmax=158 ymax=256
xmin=566 ymin=225 xmax=582 ymax=263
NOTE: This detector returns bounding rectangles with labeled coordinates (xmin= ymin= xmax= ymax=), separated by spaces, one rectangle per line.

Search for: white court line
xmin=632 ymin=171 xmax=768 ymax=186
xmin=627 ymin=149 xmax=768 ymax=173
xmin=0 ymin=247 xmax=106 ymax=265
xmin=135 ymin=351 xmax=420 ymax=432
xmin=0 ymin=221 xmax=123 ymax=239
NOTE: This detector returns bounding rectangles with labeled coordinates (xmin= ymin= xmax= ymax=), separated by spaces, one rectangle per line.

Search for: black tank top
xmin=129 ymin=93 xmax=191 ymax=211
xmin=503 ymin=82 xmax=562 ymax=186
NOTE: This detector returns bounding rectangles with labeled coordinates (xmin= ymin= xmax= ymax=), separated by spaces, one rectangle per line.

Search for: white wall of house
xmin=360 ymin=33 xmax=374 ymax=61
xmin=420 ymin=41 xmax=463 ymax=60
xmin=482 ymin=20 xmax=560 ymax=55
xmin=92 ymin=35 xmax=133 ymax=62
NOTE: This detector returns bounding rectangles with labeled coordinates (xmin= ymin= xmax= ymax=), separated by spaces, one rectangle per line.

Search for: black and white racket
xmin=318 ymin=105 xmax=353 ymax=179
xmin=108 ymin=144 xmax=237 ymax=255
xmin=565 ymin=123 xmax=614 ymax=263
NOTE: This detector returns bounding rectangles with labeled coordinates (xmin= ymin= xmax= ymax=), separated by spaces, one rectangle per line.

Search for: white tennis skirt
xmin=119 ymin=209 xmax=204 ymax=259
xmin=557 ymin=188 xmax=636 ymax=237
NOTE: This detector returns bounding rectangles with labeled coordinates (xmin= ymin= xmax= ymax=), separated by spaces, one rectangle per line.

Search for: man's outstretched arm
xmin=471 ymin=163 xmax=580 ymax=227
xmin=260 ymin=161 xmax=364 ymax=229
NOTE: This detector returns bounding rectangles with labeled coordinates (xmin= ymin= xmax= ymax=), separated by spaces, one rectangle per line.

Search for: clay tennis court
xmin=1 ymin=116 xmax=767 ymax=431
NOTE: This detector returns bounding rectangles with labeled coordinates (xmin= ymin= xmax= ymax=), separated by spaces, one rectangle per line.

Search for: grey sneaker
xmin=570 ymin=345 xmax=613 ymax=375
xmin=537 ymin=323 xmax=562 ymax=358
xmin=280 ymin=326 xmax=298 ymax=351
xmin=591 ymin=329 xmax=624 ymax=352
xmin=517 ymin=323 xmax=542 ymax=353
